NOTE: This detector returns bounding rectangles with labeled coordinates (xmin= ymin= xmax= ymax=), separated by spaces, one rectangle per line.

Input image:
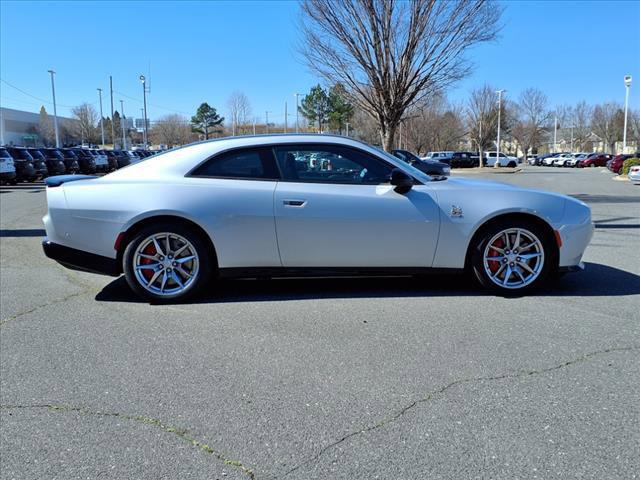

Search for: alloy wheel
xmin=133 ymin=232 xmax=199 ymax=296
xmin=483 ymin=227 xmax=545 ymax=289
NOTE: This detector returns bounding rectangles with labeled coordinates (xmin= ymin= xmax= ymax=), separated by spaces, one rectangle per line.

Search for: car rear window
xmin=0 ymin=148 xmax=10 ymax=158
xmin=191 ymin=147 xmax=278 ymax=180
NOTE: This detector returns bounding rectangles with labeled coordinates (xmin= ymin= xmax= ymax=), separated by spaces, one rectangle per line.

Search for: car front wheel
xmin=123 ymin=223 xmax=212 ymax=302
xmin=471 ymin=220 xmax=553 ymax=294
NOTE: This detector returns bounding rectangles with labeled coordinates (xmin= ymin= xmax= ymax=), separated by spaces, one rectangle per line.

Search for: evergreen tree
xmin=191 ymin=103 xmax=224 ymax=139
xmin=299 ymin=84 xmax=330 ymax=132
xmin=328 ymin=83 xmax=354 ymax=134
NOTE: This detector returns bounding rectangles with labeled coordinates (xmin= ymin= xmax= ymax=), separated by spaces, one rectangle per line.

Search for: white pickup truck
xmin=484 ymin=151 xmax=519 ymax=167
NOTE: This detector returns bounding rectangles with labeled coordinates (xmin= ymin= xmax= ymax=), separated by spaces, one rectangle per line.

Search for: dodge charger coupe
xmin=42 ymin=135 xmax=593 ymax=302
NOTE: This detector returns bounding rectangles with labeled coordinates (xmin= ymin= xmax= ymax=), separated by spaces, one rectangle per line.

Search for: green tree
xmin=191 ymin=103 xmax=224 ymax=139
xmin=299 ymin=84 xmax=330 ymax=132
xmin=328 ymin=83 xmax=353 ymax=134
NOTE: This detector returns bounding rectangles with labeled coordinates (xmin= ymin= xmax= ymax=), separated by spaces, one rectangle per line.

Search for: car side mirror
xmin=390 ymin=168 xmax=413 ymax=194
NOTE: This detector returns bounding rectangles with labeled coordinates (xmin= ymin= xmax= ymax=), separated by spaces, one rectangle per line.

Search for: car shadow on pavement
xmin=95 ymin=262 xmax=640 ymax=304
xmin=0 ymin=228 xmax=46 ymax=237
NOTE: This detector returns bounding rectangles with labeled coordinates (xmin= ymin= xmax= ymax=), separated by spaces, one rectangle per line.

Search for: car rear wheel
xmin=123 ymin=223 xmax=212 ymax=302
xmin=471 ymin=220 xmax=553 ymax=295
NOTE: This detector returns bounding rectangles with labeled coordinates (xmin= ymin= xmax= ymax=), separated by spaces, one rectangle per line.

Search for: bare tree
xmin=465 ymin=85 xmax=499 ymax=160
xmin=71 ymin=103 xmax=99 ymax=144
xmin=509 ymin=88 xmax=550 ymax=156
xmin=629 ymin=109 xmax=640 ymax=150
xmin=227 ymin=91 xmax=252 ymax=135
xmin=37 ymin=106 xmax=55 ymax=146
xmin=591 ymin=102 xmax=624 ymax=153
xmin=570 ymin=101 xmax=593 ymax=151
xmin=150 ymin=114 xmax=193 ymax=147
xmin=300 ymin=0 xmax=502 ymax=151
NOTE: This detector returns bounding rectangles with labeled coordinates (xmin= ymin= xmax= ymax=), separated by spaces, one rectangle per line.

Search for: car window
xmin=191 ymin=147 xmax=278 ymax=180
xmin=0 ymin=148 xmax=11 ymax=158
xmin=274 ymin=144 xmax=393 ymax=185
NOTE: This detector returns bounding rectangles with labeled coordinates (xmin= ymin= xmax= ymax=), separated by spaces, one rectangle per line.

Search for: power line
xmin=0 ymin=78 xmax=78 ymax=108
xmin=113 ymin=89 xmax=192 ymax=116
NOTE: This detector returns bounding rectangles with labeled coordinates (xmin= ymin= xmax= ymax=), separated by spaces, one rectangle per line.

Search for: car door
xmin=272 ymin=143 xmax=440 ymax=268
xmin=185 ymin=146 xmax=282 ymax=268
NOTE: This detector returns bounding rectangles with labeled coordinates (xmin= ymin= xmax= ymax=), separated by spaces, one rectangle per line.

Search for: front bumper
xmin=42 ymin=238 xmax=119 ymax=276
xmin=0 ymin=171 xmax=16 ymax=181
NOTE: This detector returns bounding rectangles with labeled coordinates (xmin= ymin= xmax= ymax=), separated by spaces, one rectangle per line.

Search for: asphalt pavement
xmin=1 ymin=166 xmax=638 ymax=479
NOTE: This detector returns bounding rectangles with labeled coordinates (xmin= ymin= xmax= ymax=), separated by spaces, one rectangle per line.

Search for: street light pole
xmin=120 ymin=100 xmax=126 ymax=150
xmin=47 ymin=70 xmax=60 ymax=148
xmin=345 ymin=122 xmax=350 ymax=137
xmin=623 ymin=75 xmax=632 ymax=152
xmin=140 ymin=108 xmax=145 ymax=146
xmin=109 ymin=76 xmax=115 ymax=147
xmin=553 ymin=112 xmax=557 ymax=154
xmin=495 ymin=89 xmax=505 ymax=168
xmin=570 ymin=125 xmax=574 ymax=152
xmin=97 ymin=88 xmax=105 ymax=147
xmin=265 ymin=111 xmax=271 ymax=134
xmin=294 ymin=93 xmax=303 ymax=133
xmin=284 ymin=101 xmax=288 ymax=134
xmin=140 ymin=75 xmax=148 ymax=148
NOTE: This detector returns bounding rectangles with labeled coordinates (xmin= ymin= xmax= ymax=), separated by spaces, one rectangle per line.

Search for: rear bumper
xmin=0 ymin=171 xmax=16 ymax=180
xmin=42 ymin=238 xmax=119 ymax=276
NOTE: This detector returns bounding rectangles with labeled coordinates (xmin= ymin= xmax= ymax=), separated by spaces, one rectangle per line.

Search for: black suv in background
xmin=26 ymin=148 xmax=55 ymax=177
xmin=450 ymin=151 xmax=483 ymax=168
xmin=392 ymin=149 xmax=451 ymax=177
xmin=43 ymin=148 xmax=79 ymax=174
xmin=32 ymin=148 xmax=65 ymax=176
xmin=62 ymin=148 xmax=94 ymax=174
xmin=6 ymin=147 xmax=38 ymax=182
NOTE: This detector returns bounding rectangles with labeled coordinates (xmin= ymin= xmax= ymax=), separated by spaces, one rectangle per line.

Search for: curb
xmin=613 ymin=175 xmax=629 ymax=182
xmin=452 ymin=167 xmax=522 ymax=175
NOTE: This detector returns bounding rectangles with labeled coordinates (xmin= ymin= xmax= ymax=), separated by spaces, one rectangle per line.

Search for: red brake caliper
xmin=140 ymin=243 xmax=157 ymax=281
xmin=488 ymin=237 xmax=504 ymax=273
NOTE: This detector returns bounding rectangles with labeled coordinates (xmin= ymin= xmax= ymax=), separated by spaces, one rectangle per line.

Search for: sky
xmin=1 ymin=0 xmax=639 ymax=123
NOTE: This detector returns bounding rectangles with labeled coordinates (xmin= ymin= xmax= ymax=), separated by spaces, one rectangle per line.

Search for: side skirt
xmin=218 ymin=266 xmax=464 ymax=280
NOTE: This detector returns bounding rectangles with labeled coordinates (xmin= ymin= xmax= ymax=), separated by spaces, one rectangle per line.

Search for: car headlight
xmin=443 ymin=167 xmax=451 ymax=174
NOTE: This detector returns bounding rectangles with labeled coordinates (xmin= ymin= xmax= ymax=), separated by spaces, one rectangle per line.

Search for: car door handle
xmin=283 ymin=199 xmax=307 ymax=207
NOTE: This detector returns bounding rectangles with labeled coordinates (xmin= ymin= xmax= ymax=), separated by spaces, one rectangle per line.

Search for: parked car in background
xmin=422 ymin=151 xmax=454 ymax=164
xmin=566 ymin=153 xmax=589 ymax=168
xmin=579 ymin=153 xmax=612 ymax=168
xmin=628 ymin=164 xmax=640 ymax=183
xmin=21 ymin=148 xmax=49 ymax=178
xmin=104 ymin=150 xmax=120 ymax=171
xmin=71 ymin=148 xmax=102 ymax=174
xmin=449 ymin=151 xmax=481 ymax=168
xmin=124 ymin=150 xmax=142 ymax=164
xmin=29 ymin=148 xmax=63 ymax=176
xmin=484 ymin=151 xmax=519 ymax=167
xmin=391 ymin=149 xmax=450 ymax=176
xmin=526 ymin=155 xmax=539 ymax=166
xmin=6 ymin=147 xmax=37 ymax=182
xmin=608 ymin=154 xmax=635 ymax=174
xmin=114 ymin=150 xmax=132 ymax=169
xmin=64 ymin=148 xmax=95 ymax=174
xmin=540 ymin=153 xmax=561 ymax=166
xmin=89 ymin=149 xmax=110 ymax=172
xmin=552 ymin=153 xmax=575 ymax=167
xmin=42 ymin=148 xmax=78 ymax=174
xmin=0 ymin=147 xmax=17 ymax=184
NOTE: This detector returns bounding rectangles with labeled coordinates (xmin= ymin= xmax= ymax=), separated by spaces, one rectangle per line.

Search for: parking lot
xmin=0 ymin=166 xmax=638 ymax=479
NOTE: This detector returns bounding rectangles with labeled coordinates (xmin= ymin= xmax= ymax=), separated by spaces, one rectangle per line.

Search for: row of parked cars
xmin=0 ymin=146 xmax=158 ymax=184
xmin=526 ymin=152 xmax=638 ymax=171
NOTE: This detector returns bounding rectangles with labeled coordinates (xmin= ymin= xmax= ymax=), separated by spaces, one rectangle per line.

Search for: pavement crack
xmin=0 ymin=403 xmax=256 ymax=479
xmin=281 ymin=345 xmax=638 ymax=478
xmin=0 ymin=288 xmax=92 ymax=327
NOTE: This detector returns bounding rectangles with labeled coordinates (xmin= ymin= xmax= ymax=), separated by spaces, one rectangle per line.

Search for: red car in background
xmin=607 ymin=154 xmax=638 ymax=174
xmin=579 ymin=153 xmax=612 ymax=168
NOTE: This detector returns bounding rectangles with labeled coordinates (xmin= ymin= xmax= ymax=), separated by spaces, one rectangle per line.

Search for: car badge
xmin=450 ymin=205 xmax=463 ymax=217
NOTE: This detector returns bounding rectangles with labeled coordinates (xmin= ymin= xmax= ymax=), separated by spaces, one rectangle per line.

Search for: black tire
xmin=471 ymin=219 xmax=554 ymax=295
xmin=123 ymin=222 xmax=213 ymax=303
xmin=508 ymin=161 xmax=517 ymax=168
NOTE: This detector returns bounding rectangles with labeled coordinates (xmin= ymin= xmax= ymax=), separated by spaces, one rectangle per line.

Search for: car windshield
xmin=374 ymin=148 xmax=433 ymax=183
xmin=0 ymin=148 xmax=10 ymax=158
xmin=11 ymin=149 xmax=33 ymax=161
xmin=29 ymin=149 xmax=45 ymax=160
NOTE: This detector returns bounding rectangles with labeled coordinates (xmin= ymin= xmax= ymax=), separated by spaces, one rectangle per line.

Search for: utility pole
xmin=48 ymin=70 xmax=60 ymax=148
xmin=97 ymin=88 xmax=105 ymax=147
xmin=495 ymin=89 xmax=505 ymax=168
xmin=253 ymin=118 xmax=256 ymax=135
xmin=623 ymin=75 xmax=632 ymax=152
xmin=140 ymin=108 xmax=145 ymax=146
xmin=570 ymin=125 xmax=574 ymax=152
xmin=265 ymin=111 xmax=271 ymax=134
xmin=294 ymin=93 xmax=302 ymax=133
xmin=345 ymin=122 xmax=350 ymax=137
xmin=479 ymin=118 xmax=483 ymax=168
xmin=120 ymin=100 xmax=126 ymax=150
xmin=109 ymin=76 xmax=115 ymax=147
xmin=553 ymin=112 xmax=557 ymax=154
xmin=284 ymin=101 xmax=288 ymax=133
xmin=140 ymin=75 xmax=148 ymax=148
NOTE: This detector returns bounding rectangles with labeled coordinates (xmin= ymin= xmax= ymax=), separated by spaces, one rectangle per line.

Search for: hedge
xmin=622 ymin=158 xmax=640 ymax=176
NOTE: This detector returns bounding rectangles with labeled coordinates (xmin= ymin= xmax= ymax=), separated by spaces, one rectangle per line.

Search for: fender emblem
xmin=450 ymin=205 xmax=463 ymax=217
